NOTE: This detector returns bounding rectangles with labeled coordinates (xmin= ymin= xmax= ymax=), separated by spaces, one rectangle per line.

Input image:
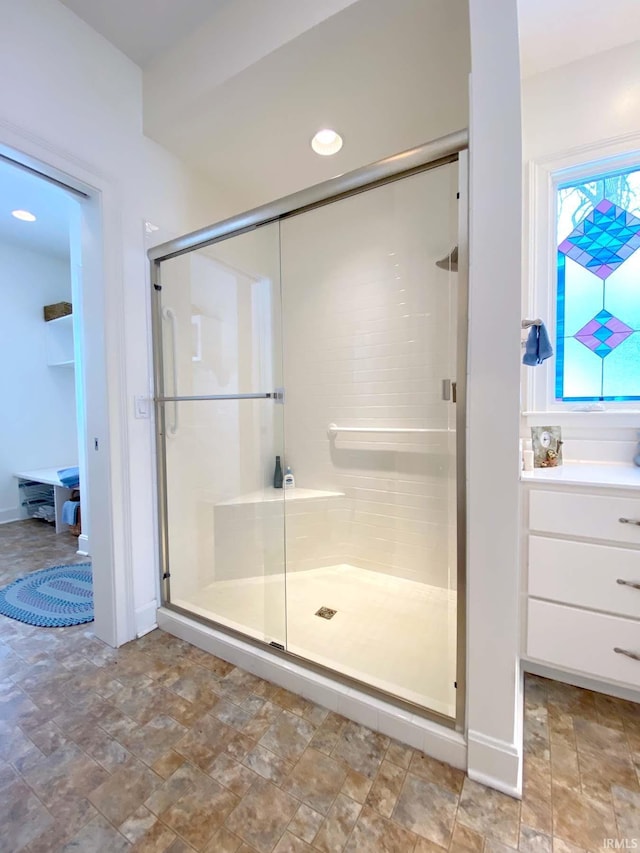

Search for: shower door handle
xmin=162 ymin=306 xmax=179 ymax=438
xmin=442 ymin=380 xmax=457 ymax=402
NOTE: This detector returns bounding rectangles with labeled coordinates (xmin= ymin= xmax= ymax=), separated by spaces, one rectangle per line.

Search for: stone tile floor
xmin=0 ymin=520 xmax=639 ymax=851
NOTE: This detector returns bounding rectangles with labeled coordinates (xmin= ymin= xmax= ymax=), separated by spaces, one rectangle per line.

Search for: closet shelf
xmin=45 ymin=313 xmax=74 ymax=367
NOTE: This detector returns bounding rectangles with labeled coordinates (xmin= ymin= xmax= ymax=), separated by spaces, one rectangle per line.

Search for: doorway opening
xmin=0 ymin=154 xmax=92 ymax=625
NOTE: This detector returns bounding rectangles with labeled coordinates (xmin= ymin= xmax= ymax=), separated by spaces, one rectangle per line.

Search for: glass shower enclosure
xmin=150 ymin=133 xmax=468 ymax=726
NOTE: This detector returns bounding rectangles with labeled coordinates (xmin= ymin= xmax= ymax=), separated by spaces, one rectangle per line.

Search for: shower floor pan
xmin=172 ymin=564 xmax=457 ymax=717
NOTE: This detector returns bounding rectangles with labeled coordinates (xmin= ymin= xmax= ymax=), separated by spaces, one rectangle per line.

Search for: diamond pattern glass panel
xmin=556 ymin=165 xmax=640 ymax=401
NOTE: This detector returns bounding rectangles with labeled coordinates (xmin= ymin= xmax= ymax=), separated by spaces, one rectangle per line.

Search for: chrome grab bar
xmin=614 ymin=647 xmax=640 ymax=662
xmin=328 ymin=423 xmax=453 ymax=436
xmin=619 ymin=517 xmax=640 ymax=526
xmin=616 ymin=579 xmax=640 ymax=590
xmin=162 ymin=307 xmax=179 ymax=438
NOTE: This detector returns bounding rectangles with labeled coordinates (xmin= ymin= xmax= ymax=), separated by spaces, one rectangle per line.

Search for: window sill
xmin=523 ymin=411 xmax=640 ymax=429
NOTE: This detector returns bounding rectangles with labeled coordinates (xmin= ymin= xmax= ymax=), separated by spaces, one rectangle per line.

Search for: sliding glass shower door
xmin=155 ymin=223 xmax=287 ymax=647
xmin=279 ymin=164 xmax=460 ymax=717
xmin=152 ymin=147 xmax=465 ymax=723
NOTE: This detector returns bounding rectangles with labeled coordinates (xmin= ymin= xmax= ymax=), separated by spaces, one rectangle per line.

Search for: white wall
xmin=521 ymin=39 xmax=640 ymax=460
xmin=281 ymin=164 xmax=459 ymax=588
xmin=0 ymin=241 xmax=76 ymax=519
xmin=0 ymin=0 xmax=232 ymax=643
xmin=522 ymin=39 xmax=640 ymax=162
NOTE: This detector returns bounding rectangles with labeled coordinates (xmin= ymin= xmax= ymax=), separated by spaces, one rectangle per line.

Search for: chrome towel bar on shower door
xmin=327 ymin=423 xmax=454 ymax=436
xmin=156 ymin=392 xmax=282 ymax=402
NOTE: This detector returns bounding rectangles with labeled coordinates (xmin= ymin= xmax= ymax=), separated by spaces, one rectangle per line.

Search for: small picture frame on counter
xmin=531 ymin=426 xmax=563 ymax=468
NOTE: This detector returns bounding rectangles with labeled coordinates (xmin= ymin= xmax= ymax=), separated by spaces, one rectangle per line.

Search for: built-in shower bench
xmin=212 ymin=488 xmax=345 ymax=580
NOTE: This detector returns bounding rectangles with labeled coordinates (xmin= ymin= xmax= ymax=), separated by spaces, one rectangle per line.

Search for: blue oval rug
xmin=0 ymin=563 xmax=93 ymax=627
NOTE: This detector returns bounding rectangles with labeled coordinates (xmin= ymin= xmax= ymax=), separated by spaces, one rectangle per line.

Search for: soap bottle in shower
xmin=273 ymin=456 xmax=283 ymax=489
xmin=283 ymin=466 xmax=295 ymax=490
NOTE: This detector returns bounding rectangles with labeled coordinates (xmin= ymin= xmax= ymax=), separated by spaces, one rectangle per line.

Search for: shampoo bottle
xmin=273 ymin=456 xmax=283 ymax=489
xmin=283 ymin=466 xmax=295 ymax=489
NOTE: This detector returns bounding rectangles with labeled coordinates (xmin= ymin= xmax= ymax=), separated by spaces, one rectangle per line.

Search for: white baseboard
xmin=136 ymin=601 xmax=159 ymax=638
xmin=157 ymin=607 xmax=467 ymax=770
xmin=0 ymin=507 xmax=21 ymax=524
xmin=467 ymin=729 xmax=522 ymax=798
xmin=76 ymin=533 xmax=90 ymax=556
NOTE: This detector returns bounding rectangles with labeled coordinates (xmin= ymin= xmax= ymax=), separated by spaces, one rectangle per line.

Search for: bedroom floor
xmin=0 ymin=523 xmax=638 ymax=852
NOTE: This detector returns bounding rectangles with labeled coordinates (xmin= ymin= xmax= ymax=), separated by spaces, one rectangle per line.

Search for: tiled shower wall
xmin=280 ymin=164 xmax=459 ymax=589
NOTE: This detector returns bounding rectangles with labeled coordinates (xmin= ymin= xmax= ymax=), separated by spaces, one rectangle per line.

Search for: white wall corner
xmin=467 ymin=0 xmax=523 ymax=795
xmin=467 ymin=729 xmax=523 ymax=798
xmin=135 ymin=600 xmax=159 ymax=638
xmin=0 ymin=507 xmax=21 ymax=525
xmin=76 ymin=533 xmax=90 ymax=556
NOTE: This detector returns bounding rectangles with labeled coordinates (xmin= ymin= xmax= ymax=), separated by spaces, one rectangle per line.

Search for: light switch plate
xmin=134 ymin=396 xmax=151 ymax=419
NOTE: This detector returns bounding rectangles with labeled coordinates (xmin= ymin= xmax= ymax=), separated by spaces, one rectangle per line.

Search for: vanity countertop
xmin=521 ymin=462 xmax=640 ymax=491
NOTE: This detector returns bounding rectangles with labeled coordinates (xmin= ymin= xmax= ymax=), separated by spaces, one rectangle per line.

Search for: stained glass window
xmin=556 ymin=164 xmax=640 ymax=401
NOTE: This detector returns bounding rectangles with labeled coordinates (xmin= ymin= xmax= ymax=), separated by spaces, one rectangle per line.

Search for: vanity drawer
xmin=529 ymin=490 xmax=640 ymax=545
xmin=529 ymin=536 xmax=640 ymax=618
xmin=527 ymin=599 xmax=640 ymax=688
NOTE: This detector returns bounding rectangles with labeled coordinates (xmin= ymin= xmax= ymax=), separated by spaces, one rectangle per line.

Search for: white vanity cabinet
xmin=521 ymin=466 xmax=640 ymax=697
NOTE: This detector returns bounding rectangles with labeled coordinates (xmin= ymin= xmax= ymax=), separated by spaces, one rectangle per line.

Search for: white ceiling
xmin=59 ymin=0 xmax=230 ymax=68
xmin=144 ymin=0 xmax=471 ymax=208
xmin=0 ymin=159 xmax=74 ymax=259
xmin=519 ymin=0 xmax=640 ymax=78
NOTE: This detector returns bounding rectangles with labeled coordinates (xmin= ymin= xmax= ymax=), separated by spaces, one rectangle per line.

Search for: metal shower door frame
xmin=149 ymin=129 xmax=469 ymax=732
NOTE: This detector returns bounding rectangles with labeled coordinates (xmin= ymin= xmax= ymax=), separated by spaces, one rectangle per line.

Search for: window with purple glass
xmin=556 ymin=165 xmax=640 ymax=401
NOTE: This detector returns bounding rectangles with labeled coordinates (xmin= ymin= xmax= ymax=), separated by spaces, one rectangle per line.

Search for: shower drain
xmin=315 ymin=606 xmax=337 ymax=620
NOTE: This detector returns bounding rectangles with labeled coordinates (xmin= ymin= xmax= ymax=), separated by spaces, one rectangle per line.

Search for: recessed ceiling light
xmin=311 ymin=129 xmax=343 ymax=156
xmin=12 ymin=209 xmax=36 ymax=222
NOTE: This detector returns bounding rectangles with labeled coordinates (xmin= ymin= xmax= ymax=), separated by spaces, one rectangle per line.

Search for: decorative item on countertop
xmin=283 ymin=466 xmax=295 ymax=489
xmin=531 ymin=426 xmax=563 ymax=468
xmin=522 ymin=439 xmax=534 ymax=472
xmin=634 ymin=432 xmax=640 ymax=467
xmin=44 ymin=301 xmax=72 ymax=321
xmin=273 ymin=456 xmax=283 ymax=489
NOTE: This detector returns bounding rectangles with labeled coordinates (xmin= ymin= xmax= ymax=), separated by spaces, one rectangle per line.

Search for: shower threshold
xmin=171 ymin=563 xmax=456 ymax=718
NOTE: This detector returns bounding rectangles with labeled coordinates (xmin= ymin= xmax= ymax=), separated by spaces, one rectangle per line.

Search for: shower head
xmin=436 ymin=245 xmax=458 ymax=271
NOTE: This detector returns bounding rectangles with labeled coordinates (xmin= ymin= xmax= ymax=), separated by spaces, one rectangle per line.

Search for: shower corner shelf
xmin=215 ymin=487 xmax=344 ymax=507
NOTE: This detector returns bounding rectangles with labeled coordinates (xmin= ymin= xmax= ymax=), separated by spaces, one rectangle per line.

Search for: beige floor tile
xmin=456 ymin=777 xmax=520 ymax=848
xmin=282 ymin=746 xmax=347 ymax=814
xmin=365 ymin=758 xmax=406 ymax=818
xmin=331 ymin=720 xmax=389 ymax=779
xmin=287 ymin=802 xmax=324 ymax=844
xmin=449 ymin=822 xmax=484 ymax=851
xmin=519 ymin=824 xmax=553 ymax=853
xmin=1 ymin=524 xmax=638 ymax=853
xmin=313 ymin=793 xmax=361 ymax=853
xmin=258 ymin=710 xmax=315 ymax=763
xmin=88 ymin=757 xmax=162 ymax=825
xmin=552 ymin=784 xmax=617 ymax=850
xmin=160 ymin=775 xmax=239 ymax=850
xmin=392 ymin=773 xmax=458 ymax=847
xmin=345 ymin=804 xmax=418 ymax=852
xmin=272 ymin=832 xmax=313 ymax=852
xmin=340 ymin=767 xmax=373 ymax=803
xmin=225 ymin=778 xmax=299 ymax=853
xmin=408 ymin=750 xmax=465 ymax=795
xmin=0 ymin=779 xmax=54 ymax=853
xmin=610 ymin=784 xmax=640 ymax=844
